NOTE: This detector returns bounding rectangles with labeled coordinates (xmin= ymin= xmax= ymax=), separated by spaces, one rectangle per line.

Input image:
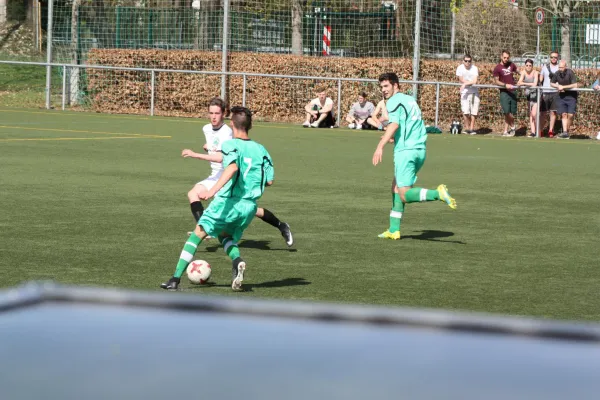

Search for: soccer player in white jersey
xmin=183 ymin=97 xmax=293 ymax=247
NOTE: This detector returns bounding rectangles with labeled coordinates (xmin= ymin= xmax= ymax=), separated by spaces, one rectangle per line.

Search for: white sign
xmin=586 ymin=24 xmax=600 ymax=44
xmin=535 ymin=8 xmax=544 ymax=25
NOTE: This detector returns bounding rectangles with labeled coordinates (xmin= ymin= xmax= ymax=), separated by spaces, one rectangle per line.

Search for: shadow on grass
xmin=475 ymin=128 xmax=493 ymax=135
xmin=187 ymin=277 xmax=311 ymax=292
xmin=402 ymin=230 xmax=466 ymax=244
xmin=204 ymin=239 xmax=297 ymax=253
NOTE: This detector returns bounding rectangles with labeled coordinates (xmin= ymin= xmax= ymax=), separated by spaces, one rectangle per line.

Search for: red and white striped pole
xmin=322 ymin=25 xmax=331 ymax=56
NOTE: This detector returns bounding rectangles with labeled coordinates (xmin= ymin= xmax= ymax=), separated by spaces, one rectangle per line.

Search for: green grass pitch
xmin=1 ymin=108 xmax=600 ymax=321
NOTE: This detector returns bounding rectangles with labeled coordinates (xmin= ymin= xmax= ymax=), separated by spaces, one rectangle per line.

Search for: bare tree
xmin=456 ymin=0 xmax=533 ymax=62
xmin=0 ymin=0 xmax=6 ymax=25
xmin=70 ymin=0 xmax=83 ymax=105
xmin=546 ymin=0 xmax=577 ymax=64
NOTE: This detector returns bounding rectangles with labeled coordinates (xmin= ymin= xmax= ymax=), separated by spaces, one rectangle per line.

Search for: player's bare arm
xmin=198 ymin=162 xmax=239 ymax=200
xmin=372 ymin=122 xmax=398 ymax=166
xmin=182 ymin=149 xmax=223 ymax=163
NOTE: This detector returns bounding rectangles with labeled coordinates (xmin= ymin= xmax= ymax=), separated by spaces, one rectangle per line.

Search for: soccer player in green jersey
xmin=372 ymin=72 xmax=457 ymax=240
xmin=161 ymin=106 xmax=275 ymax=291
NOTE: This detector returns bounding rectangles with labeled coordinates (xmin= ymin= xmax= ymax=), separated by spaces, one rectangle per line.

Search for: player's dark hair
xmin=230 ymin=106 xmax=252 ymax=132
xmin=501 ymin=50 xmax=510 ymax=56
xmin=378 ymin=72 xmax=399 ymax=86
xmin=208 ymin=97 xmax=226 ymax=112
xmin=525 ymin=59 xmax=534 ymax=65
xmin=464 ymin=54 xmax=472 ymax=60
xmin=359 ymin=91 xmax=368 ymax=98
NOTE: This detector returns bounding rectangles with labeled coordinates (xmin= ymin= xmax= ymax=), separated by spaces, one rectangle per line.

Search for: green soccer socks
xmin=173 ymin=232 xmax=203 ymax=278
xmin=404 ymin=187 xmax=440 ymax=203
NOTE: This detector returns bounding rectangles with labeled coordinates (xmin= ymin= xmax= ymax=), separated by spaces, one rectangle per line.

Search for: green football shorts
xmin=394 ymin=149 xmax=426 ymax=188
xmin=198 ymin=197 xmax=258 ymax=243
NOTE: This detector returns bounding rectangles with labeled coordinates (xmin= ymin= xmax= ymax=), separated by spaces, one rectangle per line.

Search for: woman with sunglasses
xmin=517 ymin=59 xmax=540 ymax=137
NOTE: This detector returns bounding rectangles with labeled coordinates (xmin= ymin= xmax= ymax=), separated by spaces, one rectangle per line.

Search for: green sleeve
xmin=221 ymin=140 xmax=238 ymax=167
xmin=264 ymin=151 xmax=274 ymax=182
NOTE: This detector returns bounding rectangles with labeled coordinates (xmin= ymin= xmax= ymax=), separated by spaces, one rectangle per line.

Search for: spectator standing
xmin=517 ymin=59 xmax=540 ymax=138
xmin=540 ymin=51 xmax=561 ymax=137
xmin=550 ymin=60 xmax=579 ymax=139
xmin=346 ymin=92 xmax=376 ymax=129
xmin=493 ymin=50 xmax=518 ymax=136
xmin=303 ymin=88 xmax=336 ymax=128
xmin=456 ymin=54 xmax=479 ymax=134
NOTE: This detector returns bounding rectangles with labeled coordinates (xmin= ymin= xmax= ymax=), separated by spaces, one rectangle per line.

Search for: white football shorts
xmin=197 ymin=174 xmax=221 ymax=191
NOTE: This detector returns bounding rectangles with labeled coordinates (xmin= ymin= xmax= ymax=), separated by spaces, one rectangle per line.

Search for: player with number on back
xmin=372 ymin=72 xmax=457 ymax=240
xmin=162 ymin=106 xmax=275 ymax=291
xmin=183 ymin=97 xmax=293 ymax=247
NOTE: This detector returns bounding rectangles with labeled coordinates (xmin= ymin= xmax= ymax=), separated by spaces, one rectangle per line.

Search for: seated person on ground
xmin=303 ymin=88 xmax=336 ymax=128
xmin=366 ymin=99 xmax=389 ymax=131
xmin=346 ymin=92 xmax=376 ymax=129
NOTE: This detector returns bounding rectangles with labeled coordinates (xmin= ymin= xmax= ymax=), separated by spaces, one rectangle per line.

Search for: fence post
xmin=412 ymin=0 xmax=422 ymax=99
xmin=61 ymin=65 xmax=67 ymax=110
xmin=450 ymin=12 xmax=456 ymax=60
xmin=221 ymin=0 xmax=231 ymax=102
xmin=337 ymin=79 xmax=341 ymax=127
xmin=536 ymin=87 xmax=541 ymax=138
xmin=115 ymin=6 xmax=120 ymax=48
xmin=242 ymin=74 xmax=247 ymax=107
xmin=45 ymin=0 xmax=54 ymax=109
xmin=435 ymin=83 xmax=440 ymax=127
xmin=148 ymin=9 xmax=153 ymax=47
xmin=150 ymin=70 xmax=155 ymax=117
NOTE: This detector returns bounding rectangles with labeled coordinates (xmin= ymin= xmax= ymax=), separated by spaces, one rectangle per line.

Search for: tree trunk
xmin=25 ymin=0 xmax=34 ymax=26
xmin=291 ymin=0 xmax=303 ymax=55
xmin=0 ymin=0 xmax=6 ymax=25
xmin=70 ymin=0 xmax=83 ymax=105
xmin=196 ymin=0 xmax=214 ymax=50
xmin=560 ymin=2 xmax=571 ymax=65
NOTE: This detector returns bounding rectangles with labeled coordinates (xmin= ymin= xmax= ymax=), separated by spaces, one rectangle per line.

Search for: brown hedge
xmin=86 ymin=49 xmax=600 ymax=136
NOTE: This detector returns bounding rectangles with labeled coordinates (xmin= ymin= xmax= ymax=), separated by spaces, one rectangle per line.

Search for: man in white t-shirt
xmin=303 ymin=88 xmax=335 ymax=128
xmin=455 ymin=54 xmax=479 ymax=134
xmin=182 ymin=98 xmax=294 ymax=247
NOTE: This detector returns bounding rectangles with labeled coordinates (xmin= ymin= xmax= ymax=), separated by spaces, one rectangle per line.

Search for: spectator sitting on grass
xmin=303 ymin=88 xmax=335 ymax=128
xmin=346 ymin=92 xmax=375 ymax=130
xmin=366 ymin=99 xmax=389 ymax=131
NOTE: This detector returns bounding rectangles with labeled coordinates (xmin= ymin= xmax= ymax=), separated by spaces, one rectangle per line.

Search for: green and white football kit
xmin=379 ymin=92 xmax=456 ymax=240
xmin=199 ymin=138 xmax=274 ymax=243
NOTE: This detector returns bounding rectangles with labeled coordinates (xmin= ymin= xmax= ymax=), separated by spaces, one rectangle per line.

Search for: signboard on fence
xmin=586 ymin=24 xmax=600 ymax=44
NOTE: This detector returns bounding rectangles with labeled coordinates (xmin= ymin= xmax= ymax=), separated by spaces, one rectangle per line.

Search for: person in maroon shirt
xmin=493 ymin=50 xmax=519 ymax=136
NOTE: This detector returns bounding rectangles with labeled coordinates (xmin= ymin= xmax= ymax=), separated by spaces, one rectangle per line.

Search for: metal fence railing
xmin=1 ymin=59 xmax=599 ymax=137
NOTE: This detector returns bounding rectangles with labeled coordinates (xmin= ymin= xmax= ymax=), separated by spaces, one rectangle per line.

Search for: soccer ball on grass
xmin=187 ymin=260 xmax=212 ymax=284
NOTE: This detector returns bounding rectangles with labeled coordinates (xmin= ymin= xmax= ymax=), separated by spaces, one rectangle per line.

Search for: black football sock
xmin=190 ymin=201 xmax=204 ymax=222
xmin=259 ymin=208 xmax=281 ymax=229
